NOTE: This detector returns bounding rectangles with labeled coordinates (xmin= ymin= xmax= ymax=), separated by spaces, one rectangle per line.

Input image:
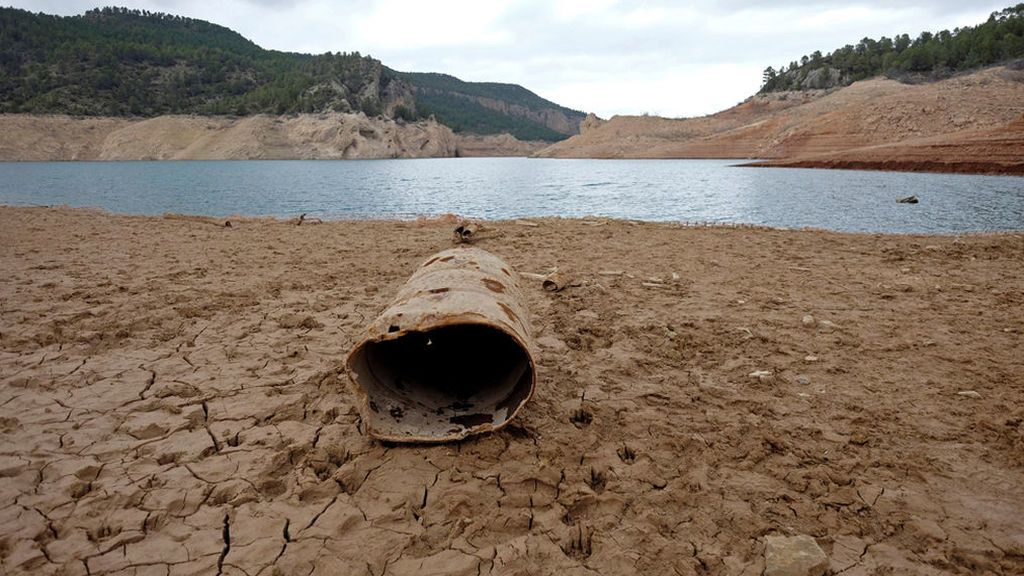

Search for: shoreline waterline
xmin=1 ymin=158 xmax=1022 ymax=234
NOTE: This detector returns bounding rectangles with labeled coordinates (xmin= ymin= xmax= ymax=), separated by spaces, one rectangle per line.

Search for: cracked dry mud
xmin=1 ymin=207 xmax=1023 ymax=575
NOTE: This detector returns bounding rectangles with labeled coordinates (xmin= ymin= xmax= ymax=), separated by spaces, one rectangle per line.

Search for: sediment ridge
xmin=0 ymin=113 xmax=544 ymax=161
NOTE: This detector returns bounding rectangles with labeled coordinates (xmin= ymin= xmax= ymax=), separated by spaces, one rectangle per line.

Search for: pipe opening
xmin=350 ymin=323 xmax=534 ymax=441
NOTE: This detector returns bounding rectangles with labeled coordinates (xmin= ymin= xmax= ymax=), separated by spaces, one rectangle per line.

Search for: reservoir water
xmin=0 ymin=158 xmax=1021 ymax=233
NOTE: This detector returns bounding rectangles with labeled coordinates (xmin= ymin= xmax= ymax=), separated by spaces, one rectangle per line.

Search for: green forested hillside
xmin=0 ymin=7 xmax=398 ymax=116
xmin=395 ymin=72 xmax=580 ymax=116
xmin=0 ymin=6 xmax=582 ymax=140
xmin=761 ymin=4 xmax=1024 ymax=92
xmin=393 ymin=72 xmax=585 ymax=140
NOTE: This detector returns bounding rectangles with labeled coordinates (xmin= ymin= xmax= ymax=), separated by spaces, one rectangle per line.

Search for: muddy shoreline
xmin=740 ymin=158 xmax=1024 ymax=176
xmin=2 ymin=207 xmax=1022 ymax=575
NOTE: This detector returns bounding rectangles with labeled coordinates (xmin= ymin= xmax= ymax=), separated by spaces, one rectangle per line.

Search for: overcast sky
xmin=5 ymin=1 xmax=1010 ymax=117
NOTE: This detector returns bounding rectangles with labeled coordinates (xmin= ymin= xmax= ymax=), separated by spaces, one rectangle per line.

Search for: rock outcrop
xmin=301 ymin=59 xmax=418 ymax=118
xmin=579 ymin=113 xmax=606 ymax=134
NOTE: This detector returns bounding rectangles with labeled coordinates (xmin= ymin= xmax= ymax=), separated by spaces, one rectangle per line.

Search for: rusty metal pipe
xmin=346 ymin=247 xmax=536 ymax=443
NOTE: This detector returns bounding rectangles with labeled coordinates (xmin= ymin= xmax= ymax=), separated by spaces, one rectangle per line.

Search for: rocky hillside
xmin=536 ymin=65 xmax=1024 ymax=174
xmin=0 ymin=6 xmax=582 ymax=142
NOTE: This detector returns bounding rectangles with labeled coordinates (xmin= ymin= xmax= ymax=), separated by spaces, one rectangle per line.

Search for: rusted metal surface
xmin=346 ymin=247 xmax=536 ymax=443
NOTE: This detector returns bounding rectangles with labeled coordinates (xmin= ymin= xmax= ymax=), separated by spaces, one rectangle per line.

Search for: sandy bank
xmin=0 ymin=113 xmax=546 ymax=161
xmin=1 ymin=207 xmax=1023 ymax=575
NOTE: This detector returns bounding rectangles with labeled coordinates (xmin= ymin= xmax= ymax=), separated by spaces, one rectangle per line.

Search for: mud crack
xmin=216 ymin=512 xmax=231 ymax=575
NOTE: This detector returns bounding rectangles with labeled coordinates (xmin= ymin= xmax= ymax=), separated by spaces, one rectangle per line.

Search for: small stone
xmin=796 ymin=375 xmax=811 ymax=386
xmin=801 ymin=314 xmax=815 ymax=327
xmin=817 ymin=320 xmax=838 ymax=333
xmin=850 ymin=432 xmax=869 ymax=445
xmin=804 ymin=355 xmax=819 ymax=362
xmin=957 ymin=390 xmax=982 ymax=399
xmin=764 ymin=534 xmax=829 ymax=576
xmin=749 ymin=370 xmax=773 ymax=380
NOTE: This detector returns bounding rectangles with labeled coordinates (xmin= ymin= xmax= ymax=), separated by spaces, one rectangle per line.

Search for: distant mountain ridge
xmin=0 ymin=6 xmax=584 ymax=141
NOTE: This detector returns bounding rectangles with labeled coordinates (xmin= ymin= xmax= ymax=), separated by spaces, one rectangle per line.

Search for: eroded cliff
xmin=0 ymin=113 xmax=460 ymax=161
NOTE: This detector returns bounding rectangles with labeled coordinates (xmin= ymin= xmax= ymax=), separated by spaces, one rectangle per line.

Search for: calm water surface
xmin=1 ymin=158 xmax=1022 ymax=233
